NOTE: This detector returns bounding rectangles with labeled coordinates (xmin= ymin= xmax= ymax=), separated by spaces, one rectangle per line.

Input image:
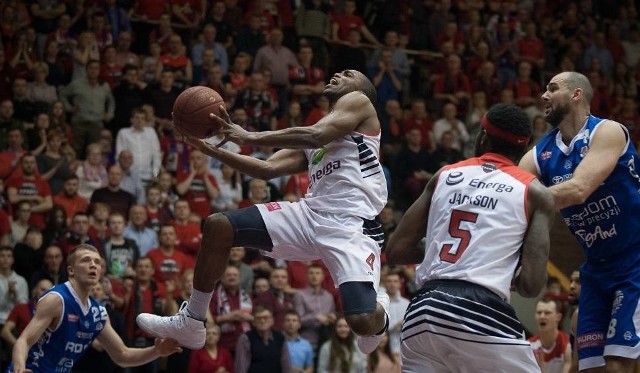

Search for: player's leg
xmin=310 ymin=210 xmax=388 ymax=352
xmin=136 ymin=206 xmax=274 ymax=349
xmin=576 ymin=265 xmax=613 ymax=372
xmin=601 ymin=273 xmax=640 ymax=373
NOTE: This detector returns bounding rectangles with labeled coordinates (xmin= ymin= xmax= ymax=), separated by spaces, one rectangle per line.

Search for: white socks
xmin=187 ymin=289 xmax=213 ymax=321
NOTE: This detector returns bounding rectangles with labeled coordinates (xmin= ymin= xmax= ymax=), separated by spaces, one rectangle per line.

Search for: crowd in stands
xmin=0 ymin=0 xmax=639 ymax=371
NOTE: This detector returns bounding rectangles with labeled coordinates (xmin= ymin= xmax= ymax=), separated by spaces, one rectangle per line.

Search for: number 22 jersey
xmin=415 ymin=153 xmax=536 ymax=301
xmin=9 ymin=282 xmax=107 ymax=373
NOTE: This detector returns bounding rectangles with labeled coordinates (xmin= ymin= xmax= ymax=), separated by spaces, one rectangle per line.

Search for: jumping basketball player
xmin=136 ymin=69 xmax=390 ymax=354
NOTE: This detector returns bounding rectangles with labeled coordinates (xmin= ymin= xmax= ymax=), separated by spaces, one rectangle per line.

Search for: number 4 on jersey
xmin=439 ymin=209 xmax=479 ymax=263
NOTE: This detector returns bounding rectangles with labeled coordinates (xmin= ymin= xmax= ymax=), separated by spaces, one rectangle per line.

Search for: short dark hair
xmin=354 ymin=70 xmax=376 ymax=106
xmin=484 ymin=103 xmax=532 ymax=158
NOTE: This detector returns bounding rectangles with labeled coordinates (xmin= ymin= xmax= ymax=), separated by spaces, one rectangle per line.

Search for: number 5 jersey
xmin=415 ymin=153 xmax=536 ymax=301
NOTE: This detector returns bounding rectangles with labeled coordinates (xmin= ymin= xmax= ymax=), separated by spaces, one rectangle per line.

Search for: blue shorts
xmin=577 ymin=259 xmax=640 ymax=370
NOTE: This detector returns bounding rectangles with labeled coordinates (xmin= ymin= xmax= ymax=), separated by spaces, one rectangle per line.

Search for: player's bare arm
xmin=548 ymin=121 xmax=626 ymax=209
xmin=519 ymin=149 xmax=540 ymax=177
xmin=97 ymin=317 xmax=181 ymax=367
xmin=179 ymin=128 xmax=308 ymax=180
xmin=211 ymin=91 xmax=377 ymax=148
xmin=12 ymin=294 xmax=62 ymax=373
xmin=386 ymin=170 xmax=441 ymax=265
xmin=514 ymin=179 xmax=554 ymax=297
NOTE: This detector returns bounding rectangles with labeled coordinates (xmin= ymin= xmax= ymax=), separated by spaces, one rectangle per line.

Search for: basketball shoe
xmin=136 ymin=301 xmax=206 ymax=350
xmin=357 ymin=288 xmax=390 ymax=354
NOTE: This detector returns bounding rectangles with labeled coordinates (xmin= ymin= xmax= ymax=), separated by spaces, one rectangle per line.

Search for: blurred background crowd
xmin=0 ymin=0 xmax=638 ymax=372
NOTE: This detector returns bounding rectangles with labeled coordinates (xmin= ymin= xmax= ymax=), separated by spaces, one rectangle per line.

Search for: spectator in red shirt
xmin=170 ymin=199 xmax=202 ymax=260
xmin=187 ymin=324 xmax=234 ymax=373
xmin=155 ymin=33 xmax=193 ymax=89
xmin=403 ymin=98 xmax=435 ymax=150
xmin=0 ymin=278 xmax=53 ymax=349
xmin=147 ymin=224 xmax=194 ymax=290
xmin=7 ymin=153 xmax=52 ymax=228
xmin=148 ymin=13 xmax=175 ymax=54
xmin=473 ymin=61 xmax=502 ymax=106
xmin=176 ymin=150 xmax=219 ymax=221
xmin=290 ymin=45 xmax=325 ymax=117
xmin=145 ymin=184 xmax=173 ymax=234
xmin=99 ymin=45 xmax=122 ymax=89
xmin=123 ymin=256 xmax=172 ymax=352
xmin=0 ymin=127 xmax=27 ymax=180
xmin=518 ymin=22 xmax=545 ymax=70
xmin=331 ymin=0 xmax=379 ymax=45
xmin=210 ymin=265 xmax=253 ymax=355
xmin=433 ymin=54 xmax=472 ymax=113
xmin=465 ymin=40 xmax=492 ymax=81
xmin=253 ymin=267 xmax=296 ymax=332
xmin=437 ymin=20 xmax=466 ymax=56
xmin=508 ymin=61 xmax=540 ymax=110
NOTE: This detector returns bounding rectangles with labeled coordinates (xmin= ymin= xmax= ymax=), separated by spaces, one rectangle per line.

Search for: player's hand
xmin=175 ymin=125 xmax=224 ymax=160
xmin=210 ymin=106 xmax=250 ymax=147
xmin=154 ymin=338 xmax=183 ymax=356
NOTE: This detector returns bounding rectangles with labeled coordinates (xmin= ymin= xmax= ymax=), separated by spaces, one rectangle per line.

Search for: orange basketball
xmin=172 ymin=86 xmax=225 ymax=139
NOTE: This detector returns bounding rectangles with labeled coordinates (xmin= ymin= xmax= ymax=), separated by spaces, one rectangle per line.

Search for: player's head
xmin=568 ymin=270 xmax=580 ymax=305
xmin=542 ymin=71 xmax=593 ymax=127
xmin=67 ymin=244 xmax=102 ymax=286
xmin=534 ymin=297 xmax=562 ymax=333
xmin=475 ymin=103 xmax=531 ymax=160
xmin=324 ymin=69 xmax=376 ymax=106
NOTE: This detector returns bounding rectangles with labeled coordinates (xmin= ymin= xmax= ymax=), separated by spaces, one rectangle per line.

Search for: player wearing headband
xmin=386 ymin=103 xmax=555 ymax=372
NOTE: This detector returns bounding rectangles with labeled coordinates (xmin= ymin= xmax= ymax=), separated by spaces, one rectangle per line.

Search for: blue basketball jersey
xmin=8 ymin=282 xmax=107 ymax=373
xmin=533 ymin=115 xmax=640 ymax=262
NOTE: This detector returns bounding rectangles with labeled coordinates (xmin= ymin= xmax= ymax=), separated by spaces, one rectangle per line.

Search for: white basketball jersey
xmin=303 ymin=132 xmax=387 ymax=219
xmin=415 ymin=153 xmax=536 ymax=301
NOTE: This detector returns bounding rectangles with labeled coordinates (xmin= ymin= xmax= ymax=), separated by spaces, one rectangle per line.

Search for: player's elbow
xmin=517 ymin=272 xmax=547 ymax=298
xmin=302 ymin=127 xmax=326 ymax=148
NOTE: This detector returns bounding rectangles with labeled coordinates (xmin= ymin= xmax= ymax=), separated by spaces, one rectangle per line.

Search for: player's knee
xmin=345 ymin=313 xmax=373 ymax=336
xmin=203 ymin=213 xmax=233 ymax=248
xmin=339 ymin=282 xmax=377 ymax=314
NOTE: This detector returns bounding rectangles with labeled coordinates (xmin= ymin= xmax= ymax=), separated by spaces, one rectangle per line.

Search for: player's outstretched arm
xmin=212 ymin=91 xmax=376 ymax=149
xmin=12 ymin=294 xmax=61 ymax=373
xmin=98 ymin=318 xmax=181 ymax=367
xmin=179 ymin=127 xmax=308 ymax=180
xmin=514 ymin=179 xmax=555 ymax=297
xmin=386 ymin=170 xmax=441 ymax=265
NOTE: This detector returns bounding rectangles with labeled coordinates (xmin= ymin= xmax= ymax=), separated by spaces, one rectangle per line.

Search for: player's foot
xmin=357 ymin=288 xmax=390 ymax=354
xmin=136 ymin=301 xmax=206 ymax=350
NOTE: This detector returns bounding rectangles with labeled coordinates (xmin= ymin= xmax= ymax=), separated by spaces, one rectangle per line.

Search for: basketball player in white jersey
xmin=386 ymin=103 xmax=555 ymax=372
xmin=136 ymin=69 xmax=390 ymax=354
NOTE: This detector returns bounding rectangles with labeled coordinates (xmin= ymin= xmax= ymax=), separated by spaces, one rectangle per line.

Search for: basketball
xmin=172 ymin=86 xmax=225 ymax=139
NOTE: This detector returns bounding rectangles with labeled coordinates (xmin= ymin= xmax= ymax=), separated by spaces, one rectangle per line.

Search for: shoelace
xmin=166 ymin=301 xmax=189 ymax=328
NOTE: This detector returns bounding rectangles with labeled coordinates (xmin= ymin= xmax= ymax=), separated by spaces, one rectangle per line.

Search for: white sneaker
xmin=136 ymin=301 xmax=206 ymax=350
xmin=357 ymin=288 xmax=390 ymax=354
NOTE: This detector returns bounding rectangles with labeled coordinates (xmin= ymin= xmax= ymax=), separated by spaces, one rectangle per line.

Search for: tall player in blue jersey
xmin=8 ymin=244 xmax=181 ymax=373
xmin=520 ymin=71 xmax=640 ymax=372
